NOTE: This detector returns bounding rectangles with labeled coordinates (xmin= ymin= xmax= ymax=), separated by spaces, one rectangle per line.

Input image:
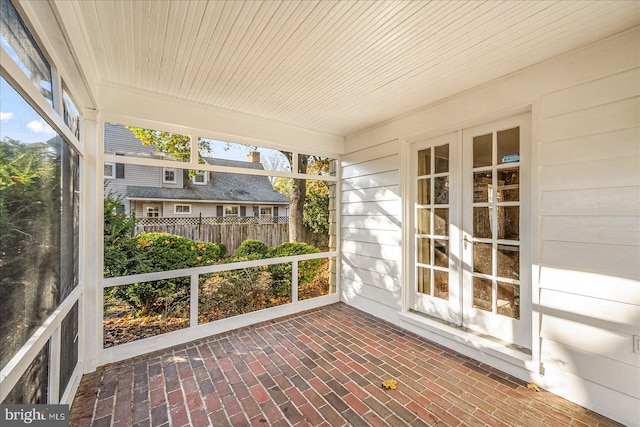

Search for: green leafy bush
xmin=106 ymin=232 xmax=224 ymax=314
xmin=233 ymin=239 xmax=269 ymax=258
xmin=267 ymin=242 xmax=321 ymax=297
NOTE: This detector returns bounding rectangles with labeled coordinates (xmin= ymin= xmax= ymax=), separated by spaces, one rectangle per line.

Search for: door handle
xmin=463 ymin=235 xmax=473 ymax=250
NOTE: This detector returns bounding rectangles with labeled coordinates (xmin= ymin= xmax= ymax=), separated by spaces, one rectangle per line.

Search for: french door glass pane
xmin=418 ymin=178 xmax=430 ymax=204
xmin=434 ymin=270 xmax=449 ymax=299
xmin=497 ymin=206 xmax=519 ymax=240
xmin=473 ymin=207 xmax=492 ymax=238
xmin=434 ymin=176 xmax=449 ymax=204
xmin=473 ymin=243 xmax=493 ymax=275
xmin=417 ymin=267 xmax=430 ymax=294
xmin=434 ymin=240 xmax=448 ymax=268
xmin=497 ymin=168 xmax=519 ymax=202
xmin=418 ymin=149 xmax=431 ymax=176
xmin=434 ymin=208 xmax=448 ymax=236
xmin=417 ymin=208 xmax=430 ymax=234
xmin=473 ymin=133 xmax=492 ymax=167
xmin=497 ymin=127 xmax=519 ymax=164
xmin=497 ymin=282 xmax=520 ymax=319
xmin=497 ymin=245 xmax=520 ymax=280
xmin=473 ymin=171 xmax=492 ymax=202
xmin=417 ymin=238 xmax=431 ymax=265
xmin=434 ymin=144 xmax=449 ymax=173
xmin=473 ymin=277 xmax=492 ymax=312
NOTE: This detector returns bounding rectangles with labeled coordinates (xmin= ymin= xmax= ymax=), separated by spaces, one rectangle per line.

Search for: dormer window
xmin=163 ymin=167 xmax=176 ymax=183
xmin=192 ymin=171 xmax=207 ymax=185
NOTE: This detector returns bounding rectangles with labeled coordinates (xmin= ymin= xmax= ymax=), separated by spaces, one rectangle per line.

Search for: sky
xmin=1 ymin=77 xmax=57 ymax=144
xmin=1 ymin=35 xmax=58 ymax=144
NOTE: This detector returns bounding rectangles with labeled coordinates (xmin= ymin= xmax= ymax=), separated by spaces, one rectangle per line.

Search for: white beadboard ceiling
xmin=70 ymin=0 xmax=639 ymax=136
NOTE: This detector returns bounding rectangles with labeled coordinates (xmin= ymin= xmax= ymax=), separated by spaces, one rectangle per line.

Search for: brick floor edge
xmin=70 ymin=303 xmax=623 ymax=427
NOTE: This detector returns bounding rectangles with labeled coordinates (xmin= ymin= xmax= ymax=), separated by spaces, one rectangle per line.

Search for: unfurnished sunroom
xmin=0 ymin=1 xmax=638 ymax=426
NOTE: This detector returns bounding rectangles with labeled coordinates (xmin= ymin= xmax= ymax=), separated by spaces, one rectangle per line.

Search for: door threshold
xmin=398 ymin=310 xmax=533 ymax=371
xmin=408 ymin=309 xmax=532 ymax=355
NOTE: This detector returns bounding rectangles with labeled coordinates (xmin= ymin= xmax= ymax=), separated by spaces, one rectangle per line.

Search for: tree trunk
xmin=289 ymin=155 xmax=308 ymax=242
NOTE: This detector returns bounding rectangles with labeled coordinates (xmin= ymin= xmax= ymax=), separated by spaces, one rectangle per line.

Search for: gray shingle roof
xmin=126 ymin=157 xmax=289 ymax=204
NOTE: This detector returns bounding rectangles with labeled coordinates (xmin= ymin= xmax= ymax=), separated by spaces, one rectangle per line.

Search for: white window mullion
xmin=190 ymin=135 xmax=199 ymax=164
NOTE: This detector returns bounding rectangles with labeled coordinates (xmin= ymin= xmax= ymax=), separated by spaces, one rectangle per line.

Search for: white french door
xmin=410 ymin=132 xmax=461 ymax=325
xmin=410 ymin=113 xmax=531 ymax=349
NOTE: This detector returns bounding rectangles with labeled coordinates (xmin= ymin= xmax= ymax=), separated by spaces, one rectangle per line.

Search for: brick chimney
xmin=247 ymin=151 xmax=261 ymax=163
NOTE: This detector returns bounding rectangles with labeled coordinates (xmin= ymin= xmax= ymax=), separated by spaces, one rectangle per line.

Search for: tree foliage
xmin=0 ymin=138 xmax=57 ymax=268
xmin=125 ymin=127 xmax=211 ymax=178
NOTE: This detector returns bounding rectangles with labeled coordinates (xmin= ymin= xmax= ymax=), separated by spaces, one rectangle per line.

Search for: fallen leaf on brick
xmin=381 ymin=379 xmax=397 ymax=390
xmin=527 ymin=382 xmax=541 ymax=392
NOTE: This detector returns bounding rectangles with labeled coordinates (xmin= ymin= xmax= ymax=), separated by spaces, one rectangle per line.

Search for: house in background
xmin=104 ymin=123 xmax=290 ymax=222
xmin=1 ymin=1 xmax=638 ymax=426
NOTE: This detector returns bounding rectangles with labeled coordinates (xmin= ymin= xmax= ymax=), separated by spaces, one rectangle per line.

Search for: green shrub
xmin=109 ymin=232 xmax=224 ymax=314
xmin=234 ymin=239 xmax=269 ymax=258
xmin=267 ymin=242 xmax=321 ymax=297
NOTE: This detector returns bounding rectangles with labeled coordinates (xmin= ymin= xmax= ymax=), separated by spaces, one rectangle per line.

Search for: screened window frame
xmin=0 ymin=2 xmax=85 ymax=406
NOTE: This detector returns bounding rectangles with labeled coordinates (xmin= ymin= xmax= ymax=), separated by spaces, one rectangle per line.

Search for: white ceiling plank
xmin=176 ymin=1 xmax=225 ymax=99
xmin=62 ymin=0 xmax=640 ymax=136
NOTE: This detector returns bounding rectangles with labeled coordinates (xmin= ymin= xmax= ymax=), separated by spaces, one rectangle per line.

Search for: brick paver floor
xmin=70 ymin=303 xmax=621 ymax=426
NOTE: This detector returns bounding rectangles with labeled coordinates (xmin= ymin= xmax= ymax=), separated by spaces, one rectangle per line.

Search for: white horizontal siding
xmin=341 ymin=277 xmax=402 ymax=310
xmin=341 ymin=215 xmax=401 ymax=231
xmin=342 ymin=262 xmax=400 ymax=292
xmin=540 ymin=241 xmax=639 ymax=280
xmin=340 ymin=140 xmax=402 ymax=312
xmin=540 ymin=187 xmax=639 ymax=217
xmin=540 ymin=315 xmax=640 ymax=367
xmin=342 ymin=170 xmax=400 ymax=192
xmin=541 ymin=216 xmax=639 ymax=246
xmin=342 ymin=240 xmax=402 ymax=262
xmin=539 ymin=266 xmax=638 ymax=305
xmin=538 ymin=70 xmax=640 ymax=408
xmin=342 ymin=154 xmax=399 ymax=179
xmin=540 ymin=67 xmax=640 ymax=118
xmin=539 ymin=155 xmax=639 ymax=191
xmin=540 ymin=289 xmax=639 ymax=341
xmin=538 ymin=127 xmax=639 ymax=166
xmin=541 ymin=96 xmax=639 ymax=144
xmin=341 ymin=200 xmax=402 ymax=217
xmin=341 ymin=228 xmax=401 ymax=246
xmin=341 ymin=185 xmax=400 ymax=203
xmin=540 ymin=339 xmax=640 ymax=399
xmin=342 ymin=252 xmax=402 ymax=279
